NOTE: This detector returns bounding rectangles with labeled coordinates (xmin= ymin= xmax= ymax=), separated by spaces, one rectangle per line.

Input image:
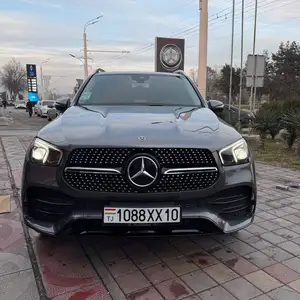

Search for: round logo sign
xmin=159 ymin=44 xmax=182 ymax=71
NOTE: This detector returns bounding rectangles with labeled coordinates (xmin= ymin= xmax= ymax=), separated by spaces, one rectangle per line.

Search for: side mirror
xmin=55 ymin=98 xmax=70 ymax=113
xmin=208 ymin=100 xmax=224 ymax=113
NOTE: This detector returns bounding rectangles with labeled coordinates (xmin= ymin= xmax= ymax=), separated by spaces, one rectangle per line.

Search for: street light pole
xmin=69 ymin=54 xmax=84 ymax=65
xmin=238 ymin=0 xmax=244 ymax=123
xmin=70 ymin=54 xmax=93 ymax=73
xmin=249 ymin=0 xmax=258 ymax=113
xmin=83 ymin=16 xmax=103 ymax=79
xmin=229 ymin=0 xmax=235 ymax=113
xmin=40 ymin=57 xmax=51 ymax=100
xmin=83 ymin=31 xmax=88 ymax=78
xmin=197 ymin=0 xmax=208 ymax=100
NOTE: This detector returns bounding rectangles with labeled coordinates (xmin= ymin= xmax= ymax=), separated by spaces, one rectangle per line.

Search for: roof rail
xmin=173 ymin=70 xmax=186 ymax=76
xmin=95 ymin=68 xmax=105 ymax=73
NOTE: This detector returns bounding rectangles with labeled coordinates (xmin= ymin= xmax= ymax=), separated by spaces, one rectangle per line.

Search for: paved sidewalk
xmin=2 ymin=135 xmax=300 ymax=299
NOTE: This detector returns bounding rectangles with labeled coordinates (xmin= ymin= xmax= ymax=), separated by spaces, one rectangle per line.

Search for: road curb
xmin=0 ymin=137 xmax=49 ymax=300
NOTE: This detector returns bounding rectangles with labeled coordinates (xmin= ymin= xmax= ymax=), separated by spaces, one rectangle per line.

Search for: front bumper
xmin=21 ymin=154 xmax=257 ymax=236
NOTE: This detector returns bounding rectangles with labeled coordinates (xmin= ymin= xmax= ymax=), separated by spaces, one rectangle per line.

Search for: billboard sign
xmin=26 ymin=64 xmax=39 ymax=102
xmin=155 ymin=37 xmax=185 ymax=72
xmin=246 ymin=55 xmax=265 ymax=88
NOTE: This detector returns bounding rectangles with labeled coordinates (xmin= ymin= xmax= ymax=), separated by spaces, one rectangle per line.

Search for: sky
xmin=1 ymin=0 xmax=300 ymax=93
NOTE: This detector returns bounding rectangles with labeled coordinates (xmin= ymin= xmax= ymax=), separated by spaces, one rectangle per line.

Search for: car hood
xmin=38 ymin=105 xmax=242 ymax=151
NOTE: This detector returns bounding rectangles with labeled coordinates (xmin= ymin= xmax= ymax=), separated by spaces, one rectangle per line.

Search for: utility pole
xmin=40 ymin=57 xmax=51 ymax=100
xmin=249 ymin=0 xmax=258 ymax=113
xmin=81 ymin=50 xmax=130 ymax=69
xmin=197 ymin=0 xmax=208 ymax=100
xmin=40 ymin=65 xmax=43 ymax=100
xmin=238 ymin=0 xmax=244 ymax=123
xmin=83 ymin=16 xmax=103 ymax=79
xmin=83 ymin=31 xmax=88 ymax=79
xmin=229 ymin=0 xmax=235 ymax=112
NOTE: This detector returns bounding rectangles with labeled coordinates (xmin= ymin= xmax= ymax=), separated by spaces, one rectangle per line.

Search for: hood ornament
xmin=138 ymin=136 xmax=146 ymax=141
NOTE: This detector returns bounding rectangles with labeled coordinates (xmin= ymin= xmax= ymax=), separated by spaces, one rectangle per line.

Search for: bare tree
xmin=0 ymin=59 xmax=26 ymax=101
xmin=189 ymin=68 xmax=198 ymax=84
xmin=189 ymin=67 xmax=222 ymax=99
xmin=207 ymin=67 xmax=222 ymax=99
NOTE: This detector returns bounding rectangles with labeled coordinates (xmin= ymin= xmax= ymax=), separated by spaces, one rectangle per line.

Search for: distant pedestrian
xmin=26 ymin=100 xmax=33 ymax=117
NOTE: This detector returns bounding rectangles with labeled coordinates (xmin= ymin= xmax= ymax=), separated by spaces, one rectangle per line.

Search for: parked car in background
xmin=14 ymin=100 xmax=26 ymax=109
xmin=222 ymin=104 xmax=254 ymax=126
xmin=34 ymin=101 xmax=41 ymax=114
xmin=47 ymin=97 xmax=70 ymax=121
xmin=36 ymin=100 xmax=55 ymax=117
xmin=47 ymin=102 xmax=59 ymax=121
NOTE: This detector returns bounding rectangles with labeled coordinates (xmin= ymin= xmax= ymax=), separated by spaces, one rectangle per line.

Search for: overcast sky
xmin=1 ymin=0 xmax=300 ymax=93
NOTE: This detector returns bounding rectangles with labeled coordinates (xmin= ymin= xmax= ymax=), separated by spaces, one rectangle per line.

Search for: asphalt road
xmin=0 ymin=107 xmax=48 ymax=134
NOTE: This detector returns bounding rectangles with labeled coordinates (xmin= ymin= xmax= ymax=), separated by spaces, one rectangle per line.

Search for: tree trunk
xmin=260 ymin=135 xmax=266 ymax=149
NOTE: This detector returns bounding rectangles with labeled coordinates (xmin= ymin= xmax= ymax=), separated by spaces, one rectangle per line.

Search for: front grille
xmin=64 ymin=147 xmax=218 ymax=193
xmin=63 ymin=171 xmax=219 ymax=193
xmin=67 ymin=148 xmax=216 ymax=168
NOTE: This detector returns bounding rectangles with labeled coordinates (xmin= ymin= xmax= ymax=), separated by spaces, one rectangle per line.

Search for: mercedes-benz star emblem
xmin=127 ymin=156 xmax=158 ymax=188
xmin=160 ymin=44 xmax=182 ymax=71
xmin=138 ymin=136 xmax=146 ymax=141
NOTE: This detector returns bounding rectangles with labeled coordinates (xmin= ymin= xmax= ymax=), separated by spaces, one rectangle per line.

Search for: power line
xmin=208 ymin=0 xmax=300 ymax=37
xmin=181 ymin=0 xmax=295 ymax=38
xmin=209 ymin=12 xmax=300 ymax=45
xmin=100 ymin=1 xmax=244 ymax=66
xmin=102 ymin=0 xmax=299 ymax=66
xmin=101 ymin=0 xmax=197 ymax=59
xmin=101 ymin=0 xmax=260 ymax=65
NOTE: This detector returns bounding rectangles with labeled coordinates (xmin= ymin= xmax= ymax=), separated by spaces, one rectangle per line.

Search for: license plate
xmin=103 ymin=207 xmax=181 ymax=224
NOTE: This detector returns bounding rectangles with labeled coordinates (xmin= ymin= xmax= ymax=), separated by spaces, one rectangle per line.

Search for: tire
xmin=47 ymin=117 xmax=51 ymax=122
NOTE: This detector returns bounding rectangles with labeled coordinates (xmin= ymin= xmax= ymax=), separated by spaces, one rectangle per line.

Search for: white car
xmin=47 ymin=103 xmax=59 ymax=121
xmin=34 ymin=101 xmax=41 ymax=114
xmin=14 ymin=100 xmax=26 ymax=109
xmin=37 ymin=100 xmax=55 ymax=117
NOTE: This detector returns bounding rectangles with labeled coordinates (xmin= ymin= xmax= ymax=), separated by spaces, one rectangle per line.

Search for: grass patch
xmin=240 ymin=105 xmax=249 ymax=110
xmin=249 ymin=139 xmax=300 ymax=170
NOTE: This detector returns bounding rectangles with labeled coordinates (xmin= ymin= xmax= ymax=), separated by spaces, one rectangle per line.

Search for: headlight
xmin=31 ymin=138 xmax=62 ymax=166
xmin=219 ymin=139 xmax=249 ymax=165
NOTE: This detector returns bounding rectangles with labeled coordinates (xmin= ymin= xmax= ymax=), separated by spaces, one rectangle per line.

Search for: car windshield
xmin=42 ymin=101 xmax=54 ymax=106
xmin=16 ymin=100 xmax=24 ymax=103
xmin=77 ymin=74 xmax=202 ymax=107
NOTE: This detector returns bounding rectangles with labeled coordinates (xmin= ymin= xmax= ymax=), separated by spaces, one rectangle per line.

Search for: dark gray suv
xmin=21 ymin=70 xmax=256 ymax=236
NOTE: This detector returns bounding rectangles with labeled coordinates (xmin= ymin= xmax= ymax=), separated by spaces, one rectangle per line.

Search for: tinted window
xmin=77 ymin=74 xmax=202 ymax=106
